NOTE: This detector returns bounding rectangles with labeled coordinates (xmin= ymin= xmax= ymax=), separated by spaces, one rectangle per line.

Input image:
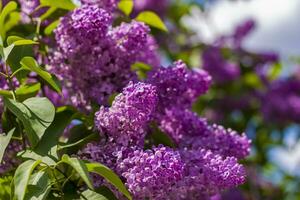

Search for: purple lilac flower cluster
xmin=18 ymin=0 xmax=118 ymax=20
xmin=79 ymin=60 xmax=250 ymax=199
xmin=95 ymin=82 xmax=158 ymax=146
xmin=80 ymin=0 xmax=118 ymax=12
xmin=202 ymin=19 xmax=278 ymax=84
xmin=50 ymin=5 xmax=159 ymax=110
xmin=202 ymin=46 xmax=240 ymax=83
xmin=147 ymin=60 xmax=211 ymax=111
xmin=261 ymin=78 xmax=300 ymax=123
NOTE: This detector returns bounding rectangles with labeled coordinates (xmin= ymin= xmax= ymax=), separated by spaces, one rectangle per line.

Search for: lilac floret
xmin=148 ymin=60 xmax=211 ymax=110
xmin=172 ymin=148 xmax=246 ymax=199
xmin=50 ymin=6 xmax=159 ymax=109
xmin=95 ymin=82 xmax=158 ymax=146
xmin=120 ymin=145 xmax=185 ymax=200
xmin=159 ymin=108 xmax=251 ymax=159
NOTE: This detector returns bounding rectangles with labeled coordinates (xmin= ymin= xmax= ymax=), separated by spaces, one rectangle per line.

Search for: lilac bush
xmin=50 ymin=5 xmax=159 ymax=109
xmin=0 ymin=1 xmax=256 ymax=199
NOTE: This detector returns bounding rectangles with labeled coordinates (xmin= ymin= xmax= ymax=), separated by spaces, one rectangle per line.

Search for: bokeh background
xmin=157 ymin=0 xmax=300 ymax=199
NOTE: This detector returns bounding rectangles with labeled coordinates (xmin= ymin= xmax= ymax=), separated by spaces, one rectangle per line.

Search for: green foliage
xmin=20 ymin=57 xmax=62 ymax=93
xmin=0 ymin=176 xmax=12 ymax=199
xmin=13 ymin=160 xmax=42 ymax=200
xmin=61 ymin=154 xmax=94 ymax=190
xmin=0 ymin=128 xmax=15 ymax=163
xmin=118 ymin=0 xmax=134 ymax=16
xmin=4 ymin=97 xmax=55 ymax=147
xmin=25 ymin=171 xmax=51 ymax=200
xmin=0 ymin=1 xmax=18 ymax=38
xmin=39 ymin=0 xmax=77 ymax=10
xmin=86 ymin=162 xmax=132 ymax=200
xmin=81 ymin=189 xmax=109 ymax=200
xmin=44 ymin=20 xmax=60 ymax=35
xmin=135 ymin=11 xmax=168 ymax=32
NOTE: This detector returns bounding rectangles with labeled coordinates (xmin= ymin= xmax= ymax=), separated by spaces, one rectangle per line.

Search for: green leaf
xmin=0 ymin=128 xmax=15 ymax=163
xmin=13 ymin=160 xmax=41 ymax=200
xmin=20 ymin=57 xmax=61 ymax=93
xmin=0 ymin=83 xmax=41 ymax=101
xmin=4 ymin=11 xmax=20 ymax=31
xmin=7 ymin=36 xmax=38 ymax=46
xmin=28 ymin=106 xmax=76 ymax=164
xmin=40 ymin=0 xmax=77 ymax=10
xmin=25 ymin=171 xmax=51 ymax=200
xmin=3 ymin=44 xmax=14 ymax=61
xmin=131 ymin=62 xmax=152 ymax=79
xmin=61 ymin=155 xmax=94 ymax=190
xmin=59 ymin=133 xmax=98 ymax=151
xmin=244 ymin=72 xmax=263 ymax=88
xmin=96 ymin=186 xmax=118 ymax=200
xmin=118 ymin=0 xmax=134 ymax=16
xmin=6 ymin=45 xmax=34 ymax=82
xmin=18 ymin=150 xmax=57 ymax=166
xmin=15 ymin=82 xmax=41 ymax=101
xmin=131 ymin=62 xmax=152 ymax=71
xmin=135 ymin=11 xmax=168 ymax=32
xmin=0 ymin=1 xmax=18 ymax=38
xmin=267 ymin=63 xmax=282 ymax=81
xmin=0 ymin=89 xmax=12 ymax=98
xmin=4 ymin=97 xmax=55 ymax=147
xmin=150 ymin=124 xmax=175 ymax=148
xmin=39 ymin=7 xmax=57 ymax=21
xmin=0 ymin=176 xmax=13 ymax=199
xmin=44 ymin=19 xmax=60 ymax=35
xmin=80 ymin=189 xmax=108 ymax=200
xmin=86 ymin=162 xmax=132 ymax=200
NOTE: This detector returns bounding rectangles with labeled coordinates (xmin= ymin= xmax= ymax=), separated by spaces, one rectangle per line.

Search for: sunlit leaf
xmin=135 ymin=11 xmax=168 ymax=32
xmin=7 ymin=36 xmax=38 ymax=46
xmin=118 ymin=0 xmax=134 ymax=16
xmin=0 ymin=1 xmax=18 ymax=38
xmin=40 ymin=0 xmax=77 ymax=10
xmin=13 ymin=160 xmax=41 ymax=200
xmin=25 ymin=171 xmax=51 ymax=200
xmin=44 ymin=19 xmax=60 ymax=35
xmin=0 ymin=128 xmax=15 ymax=163
xmin=61 ymin=155 xmax=94 ymax=190
xmin=86 ymin=162 xmax=132 ymax=200
xmin=20 ymin=57 xmax=61 ymax=93
xmin=80 ymin=189 xmax=108 ymax=200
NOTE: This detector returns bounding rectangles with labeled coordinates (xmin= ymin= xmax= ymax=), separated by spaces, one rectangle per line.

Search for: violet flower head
xmin=18 ymin=0 xmax=48 ymax=23
xmin=80 ymin=0 xmax=118 ymax=12
xmin=111 ymin=20 xmax=160 ymax=67
xmin=50 ymin=6 xmax=159 ymax=109
xmin=54 ymin=5 xmax=112 ymax=56
xmin=183 ymin=124 xmax=251 ymax=159
xmin=119 ymin=145 xmax=184 ymax=200
xmin=159 ymin=107 xmax=208 ymax=143
xmin=202 ymin=46 xmax=240 ymax=83
xmin=159 ymin=108 xmax=251 ymax=159
xmin=261 ymin=78 xmax=300 ymax=123
xmin=95 ymin=82 xmax=158 ymax=146
xmin=174 ymin=149 xmax=246 ymax=199
xmin=18 ymin=0 xmax=40 ymax=16
xmin=148 ymin=60 xmax=211 ymax=111
xmin=232 ymin=19 xmax=256 ymax=48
